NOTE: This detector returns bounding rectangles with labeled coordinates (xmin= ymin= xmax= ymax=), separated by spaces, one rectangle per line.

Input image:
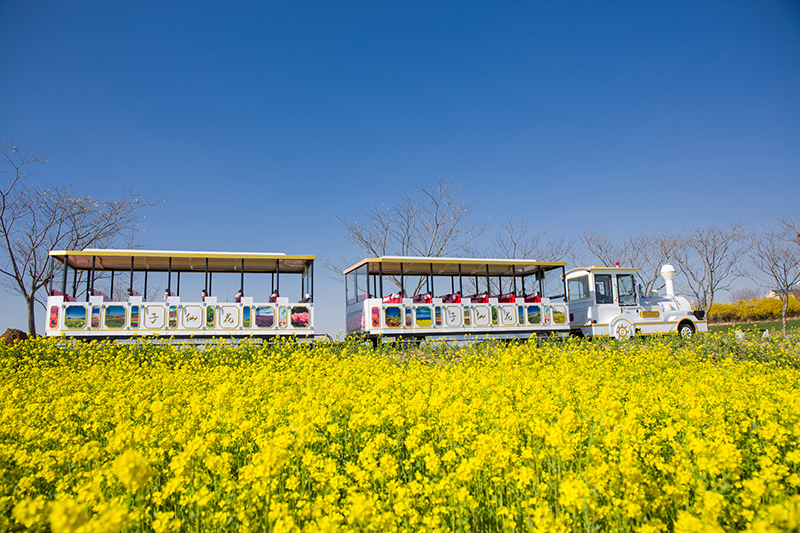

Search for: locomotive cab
xmin=565 ymin=264 xmax=707 ymax=339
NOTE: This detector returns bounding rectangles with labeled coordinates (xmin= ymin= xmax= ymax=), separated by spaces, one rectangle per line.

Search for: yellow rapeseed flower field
xmin=1 ymin=333 xmax=799 ymax=532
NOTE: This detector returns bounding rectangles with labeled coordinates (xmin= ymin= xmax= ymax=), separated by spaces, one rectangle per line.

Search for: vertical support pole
xmin=87 ymin=256 xmax=96 ymax=302
xmin=458 ymin=264 xmax=463 ymax=295
xmin=177 ymin=272 xmax=181 ymax=297
xmin=429 ymin=263 xmax=434 ymax=295
xmin=62 ymin=255 xmax=69 ymax=295
xmin=512 ymin=265 xmax=518 ymax=296
xmin=310 ymin=262 xmax=314 ymax=303
xmin=129 ymin=257 xmax=134 ymax=296
xmin=276 ymin=260 xmax=280 ymax=295
xmin=144 ymin=271 xmax=148 ymax=301
xmin=240 ymin=259 xmax=245 ymax=294
xmin=539 ymin=270 xmax=544 ymax=297
xmin=485 ymin=265 xmax=490 ymax=297
xmin=110 ymin=271 xmax=115 ymax=299
xmin=379 ymin=262 xmax=384 ymax=298
xmin=209 ymin=273 xmax=213 ymax=296
xmin=271 ymin=273 xmax=275 ymax=293
xmin=205 ymin=258 xmax=209 ymax=294
xmin=73 ymin=269 xmax=78 ymax=299
xmin=167 ymin=258 xmax=172 ymax=295
xmin=522 ymin=268 xmax=528 ymax=298
xmin=400 ymin=263 xmax=404 ymax=297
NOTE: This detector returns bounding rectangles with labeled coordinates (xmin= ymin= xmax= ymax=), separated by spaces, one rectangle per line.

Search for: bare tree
xmin=0 ymin=136 xmax=162 ymax=334
xmin=486 ymin=218 xmax=576 ymax=294
xmin=492 ymin=218 xmax=575 ymax=262
xmin=579 ymin=233 xmax=624 ymax=268
xmin=579 ymin=232 xmax=680 ymax=296
xmin=333 ymin=177 xmax=486 ymax=284
xmin=673 ymin=222 xmax=748 ymax=316
xmin=751 ymin=216 xmax=800 ymax=335
xmin=731 ymin=287 xmax=761 ymax=302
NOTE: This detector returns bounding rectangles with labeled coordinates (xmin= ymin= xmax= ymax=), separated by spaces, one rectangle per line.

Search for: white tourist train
xmin=565 ymin=264 xmax=707 ymax=339
xmin=43 ymin=248 xmax=706 ymax=341
xmin=45 ymin=249 xmax=315 ymax=339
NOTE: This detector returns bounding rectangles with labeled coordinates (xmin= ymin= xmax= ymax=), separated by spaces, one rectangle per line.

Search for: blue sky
xmin=1 ymin=1 xmax=799 ymax=335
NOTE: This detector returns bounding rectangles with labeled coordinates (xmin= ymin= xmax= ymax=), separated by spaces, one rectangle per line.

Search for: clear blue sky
xmin=2 ymin=1 xmax=799 ymax=335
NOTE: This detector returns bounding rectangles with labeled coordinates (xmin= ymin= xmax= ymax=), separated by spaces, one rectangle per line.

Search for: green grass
xmin=709 ymin=317 xmax=800 ymax=333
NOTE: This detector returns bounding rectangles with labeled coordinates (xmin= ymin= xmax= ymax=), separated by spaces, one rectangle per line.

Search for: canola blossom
xmin=1 ymin=333 xmax=800 ymax=532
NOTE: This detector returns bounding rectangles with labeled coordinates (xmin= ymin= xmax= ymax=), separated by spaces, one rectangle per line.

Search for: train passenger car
xmin=45 ymin=249 xmax=315 ymax=339
xmin=344 ymin=256 xmax=571 ymax=342
xmin=565 ymin=264 xmax=708 ymax=338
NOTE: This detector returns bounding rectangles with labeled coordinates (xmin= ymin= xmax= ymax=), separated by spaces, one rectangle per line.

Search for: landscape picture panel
xmin=130 ymin=306 xmax=140 ymax=328
xmin=384 ymin=307 xmax=401 ymax=328
xmin=104 ymin=305 xmax=126 ymax=329
xmin=255 ymin=307 xmax=274 ymax=328
xmin=65 ymin=306 xmax=87 ymax=329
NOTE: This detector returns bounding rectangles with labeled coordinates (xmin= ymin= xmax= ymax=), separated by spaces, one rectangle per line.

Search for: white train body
xmin=565 ymin=264 xmax=707 ymax=338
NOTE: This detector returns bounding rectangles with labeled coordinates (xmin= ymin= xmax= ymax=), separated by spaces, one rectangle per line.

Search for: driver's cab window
xmin=617 ymin=274 xmax=637 ymax=306
xmin=567 ymin=275 xmax=590 ymax=301
xmin=594 ymin=274 xmax=614 ymax=304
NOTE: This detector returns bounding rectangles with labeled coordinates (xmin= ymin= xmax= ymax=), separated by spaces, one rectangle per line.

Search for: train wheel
xmin=678 ymin=321 xmax=695 ymax=339
xmin=611 ymin=320 xmax=633 ymax=339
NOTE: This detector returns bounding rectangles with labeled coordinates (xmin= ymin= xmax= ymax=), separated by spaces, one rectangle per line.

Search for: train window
xmin=542 ymin=268 xmax=566 ymax=300
xmin=618 ymin=274 xmax=637 ymax=306
xmin=568 ymin=275 xmax=590 ymax=301
xmin=346 ymin=264 xmax=369 ymax=305
xmin=595 ymin=275 xmax=614 ymax=304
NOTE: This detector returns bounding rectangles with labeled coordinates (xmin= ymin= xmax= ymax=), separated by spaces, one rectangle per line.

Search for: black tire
xmin=678 ymin=321 xmax=695 ymax=339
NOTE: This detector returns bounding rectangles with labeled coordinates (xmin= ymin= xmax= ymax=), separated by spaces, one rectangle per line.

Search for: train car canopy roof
xmin=49 ymin=249 xmax=315 ymax=274
xmin=343 ymin=256 xmax=566 ymax=277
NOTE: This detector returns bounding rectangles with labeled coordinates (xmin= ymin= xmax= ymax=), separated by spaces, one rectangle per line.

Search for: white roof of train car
xmin=48 ymin=249 xmax=315 ymax=273
xmin=343 ymin=255 xmax=566 ymax=276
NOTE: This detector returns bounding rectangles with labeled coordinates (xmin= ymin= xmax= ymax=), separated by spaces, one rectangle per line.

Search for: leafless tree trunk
xmin=0 ymin=136 xmax=162 ymax=334
xmin=751 ymin=216 xmax=800 ymax=336
xmin=673 ymin=222 xmax=748 ymax=317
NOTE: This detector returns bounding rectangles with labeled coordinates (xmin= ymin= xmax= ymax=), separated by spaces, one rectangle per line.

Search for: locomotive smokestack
xmin=660 ymin=264 xmax=677 ymax=297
